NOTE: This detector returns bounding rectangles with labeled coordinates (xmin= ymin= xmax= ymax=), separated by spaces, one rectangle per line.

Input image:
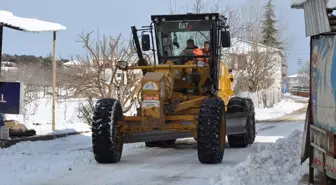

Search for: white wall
xmin=237 ymin=87 xmax=282 ymax=109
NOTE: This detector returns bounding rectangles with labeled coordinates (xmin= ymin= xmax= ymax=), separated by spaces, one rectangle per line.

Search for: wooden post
xmin=0 ymin=26 xmax=3 ymax=78
xmin=52 ymin=31 xmax=56 ymax=131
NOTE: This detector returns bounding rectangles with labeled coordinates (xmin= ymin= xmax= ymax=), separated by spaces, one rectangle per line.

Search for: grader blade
xmin=226 ymin=111 xmax=249 ymax=135
xmin=125 ymin=131 xmax=194 ymax=143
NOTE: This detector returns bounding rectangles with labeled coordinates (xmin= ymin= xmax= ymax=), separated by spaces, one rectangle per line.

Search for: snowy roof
xmin=291 ymin=0 xmax=336 ymax=9
xmin=288 ymin=73 xmax=298 ymax=78
xmin=224 ymin=37 xmax=285 ymax=56
xmin=63 ymin=60 xmax=86 ymax=66
xmin=0 ymin=11 xmax=66 ymax=32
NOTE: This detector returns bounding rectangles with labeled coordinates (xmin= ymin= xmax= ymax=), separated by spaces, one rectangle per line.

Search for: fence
xmin=290 ymin=86 xmax=310 ymax=97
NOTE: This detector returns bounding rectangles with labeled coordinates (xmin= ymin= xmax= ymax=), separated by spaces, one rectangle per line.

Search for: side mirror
xmin=116 ymin=61 xmax=128 ymax=70
xmin=141 ymin=34 xmax=151 ymax=51
xmin=221 ymin=30 xmax=231 ymax=48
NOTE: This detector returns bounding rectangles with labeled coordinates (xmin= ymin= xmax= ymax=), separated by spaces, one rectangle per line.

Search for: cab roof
xmin=151 ymin=13 xmax=226 ymax=22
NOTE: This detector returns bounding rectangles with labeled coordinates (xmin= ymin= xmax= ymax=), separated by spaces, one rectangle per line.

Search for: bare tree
xmin=61 ymin=32 xmax=142 ymax=125
xmin=297 ymin=60 xmax=310 ymax=87
xmin=224 ymin=18 xmax=283 ymax=93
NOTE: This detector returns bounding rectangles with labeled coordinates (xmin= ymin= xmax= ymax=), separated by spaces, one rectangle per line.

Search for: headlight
xmin=197 ymin=61 xmax=206 ymax=68
xmin=117 ymin=61 xmax=128 ymax=70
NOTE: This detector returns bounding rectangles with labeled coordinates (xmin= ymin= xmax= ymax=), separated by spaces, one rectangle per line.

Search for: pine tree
xmin=261 ymin=0 xmax=282 ymax=49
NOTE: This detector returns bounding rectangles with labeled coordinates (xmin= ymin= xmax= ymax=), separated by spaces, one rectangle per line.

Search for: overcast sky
xmin=1 ymin=0 xmax=309 ymax=74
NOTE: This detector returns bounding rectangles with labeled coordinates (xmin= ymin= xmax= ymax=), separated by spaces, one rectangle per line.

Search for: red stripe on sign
xmin=144 ymin=96 xmax=159 ymax=100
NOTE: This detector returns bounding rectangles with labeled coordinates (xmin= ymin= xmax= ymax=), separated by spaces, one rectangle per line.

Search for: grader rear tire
xmin=197 ymin=98 xmax=226 ymax=164
xmin=145 ymin=141 xmax=162 ymax=147
xmin=244 ymin=97 xmax=256 ymax=144
xmin=92 ymin=99 xmax=124 ymax=163
xmin=160 ymin=139 xmax=176 ymax=148
xmin=227 ymin=97 xmax=249 ymax=148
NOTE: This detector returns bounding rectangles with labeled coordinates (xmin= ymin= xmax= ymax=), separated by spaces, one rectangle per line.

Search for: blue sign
xmin=0 ymin=82 xmax=23 ymax=114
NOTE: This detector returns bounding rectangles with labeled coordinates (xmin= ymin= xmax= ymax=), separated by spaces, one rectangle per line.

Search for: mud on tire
xmin=92 ymin=98 xmax=124 ymax=163
xmin=197 ymin=97 xmax=226 ymax=164
xmin=227 ymin=97 xmax=255 ymax=147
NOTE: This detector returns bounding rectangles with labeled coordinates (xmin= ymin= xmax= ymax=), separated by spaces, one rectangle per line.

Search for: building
xmin=284 ymin=73 xmax=309 ymax=90
xmin=223 ymin=38 xmax=287 ymax=93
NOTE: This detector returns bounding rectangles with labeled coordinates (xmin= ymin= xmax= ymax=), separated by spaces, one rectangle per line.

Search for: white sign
xmin=142 ymin=100 xmax=160 ymax=108
xmin=178 ymin=22 xmax=188 ymax=29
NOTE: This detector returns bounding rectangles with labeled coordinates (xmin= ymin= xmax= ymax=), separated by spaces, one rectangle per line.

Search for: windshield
xmin=155 ymin=21 xmax=212 ymax=63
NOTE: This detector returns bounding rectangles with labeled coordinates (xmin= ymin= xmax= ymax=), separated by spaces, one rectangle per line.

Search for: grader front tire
xmin=92 ymin=99 xmax=124 ymax=163
xmin=197 ymin=98 xmax=226 ymax=164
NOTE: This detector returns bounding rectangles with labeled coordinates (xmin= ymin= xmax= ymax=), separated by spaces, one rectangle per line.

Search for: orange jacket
xmin=193 ymin=47 xmax=203 ymax=61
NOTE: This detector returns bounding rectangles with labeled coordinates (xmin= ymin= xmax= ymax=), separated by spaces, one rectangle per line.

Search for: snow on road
xmin=0 ymin=121 xmax=305 ymax=185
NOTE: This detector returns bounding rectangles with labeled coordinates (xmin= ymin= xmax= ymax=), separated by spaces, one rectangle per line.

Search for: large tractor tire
xmin=92 ymin=98 xmax=124 ymax=163
xmin=197 ymin=97 xmax=226 ymax=164
xmin=227 ymin=97 xmax=255 ymax=148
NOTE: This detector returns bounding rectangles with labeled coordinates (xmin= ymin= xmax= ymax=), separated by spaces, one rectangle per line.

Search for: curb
xmin=0 ymin=130 xmax=90 ymax=148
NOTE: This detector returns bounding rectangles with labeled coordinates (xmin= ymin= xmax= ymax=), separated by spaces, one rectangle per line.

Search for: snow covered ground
xmin=211 ymin=129 xmax=308 ymax=185
xmin=5 ymin=97 xmax=91 ymax=135
xmin=0 ymin=121 xmax=306 ymax=185
xmin=255 ymin=95 xmax=307 ymax=121
xmin=0 ymin=93 xmax=308 ymax=184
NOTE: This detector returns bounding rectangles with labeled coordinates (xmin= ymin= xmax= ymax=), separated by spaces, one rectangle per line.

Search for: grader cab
xmin=91 ymin=13 xmax=256 ymax=164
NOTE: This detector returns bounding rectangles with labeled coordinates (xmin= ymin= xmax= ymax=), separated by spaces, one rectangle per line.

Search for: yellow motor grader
xmin=91 ymin=13 xmax=256 ymax=164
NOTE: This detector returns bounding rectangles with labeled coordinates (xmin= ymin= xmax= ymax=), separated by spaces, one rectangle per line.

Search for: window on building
xmin=237 ymin=54 xmax=247 ymax=70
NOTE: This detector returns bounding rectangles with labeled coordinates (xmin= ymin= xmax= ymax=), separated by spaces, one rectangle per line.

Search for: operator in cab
xmin=202 ymin=41 xmax=211 ymax=64
xmin=180 ymin=39 xmax=203 ymax=61
xmin=162 ymin=32 xmax=173 ymax=56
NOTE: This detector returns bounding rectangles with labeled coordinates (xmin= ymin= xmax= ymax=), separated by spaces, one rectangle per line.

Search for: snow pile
xmin=0 ymin=133 xmax=145 ymax=185
xmin=0 ymin=133 xmax=94 ymax=185
xmin=0 ymin=10 xmax=66 ymax=32
xmin=212 ymin=130 xmax=308 ymax=185
xmin=255 ymin=97 xmax=306 ymax=121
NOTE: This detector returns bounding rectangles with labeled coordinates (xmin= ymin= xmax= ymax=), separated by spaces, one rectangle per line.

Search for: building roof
xmin=291 ymin=0 xmax=336 ymax=9
xmin=0 ymin=10 xmax=66 ymax=32
xmin=288 ymin=73 xmax=298 ymax=78
xmin=223 ymin=37 xmax=285 ymax=56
